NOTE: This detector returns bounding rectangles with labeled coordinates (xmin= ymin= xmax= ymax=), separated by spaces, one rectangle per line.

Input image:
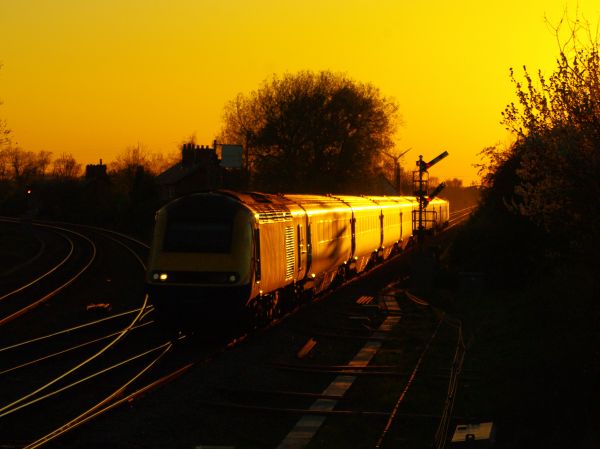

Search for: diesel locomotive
xmin=145 ymin=190 xmax=449 ymax=325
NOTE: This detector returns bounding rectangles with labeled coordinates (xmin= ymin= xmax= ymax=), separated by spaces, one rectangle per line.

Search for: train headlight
xmin=228 ymin=274 xmax=237 ymax=283
xmin=153 ymin=272 xmax=168 ymax=281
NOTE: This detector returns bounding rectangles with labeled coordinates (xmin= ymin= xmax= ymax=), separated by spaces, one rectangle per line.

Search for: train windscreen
xmin=162 ymin=194 xmax=240 ymax=253
xmin=164 ymin=219 xmax=232 ymax=253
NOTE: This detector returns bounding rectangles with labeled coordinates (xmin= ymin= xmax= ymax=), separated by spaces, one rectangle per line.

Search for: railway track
xmin=0 ymin=221 xmax=96 ymax=326
xmin=1 ymin=219 xmax=267 ymax=448
xmin=0 ymin=206 xmax=475 ymax=448
xmin=0 ymin=219 xmax=48 ymax=279
xmin=0 ymin=220 xmax=161 ymax=447
xmin=39 ymin=223 xmax=471 ymax=448
xmin=447 ymin=205 xmax=476 ymax=230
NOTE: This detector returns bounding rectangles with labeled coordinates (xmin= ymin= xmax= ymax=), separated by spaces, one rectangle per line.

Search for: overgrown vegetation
xmin=446 ymin=19 xmax=600 ymax=448
xmin=452 ymin=22 xmax=600 ymax=283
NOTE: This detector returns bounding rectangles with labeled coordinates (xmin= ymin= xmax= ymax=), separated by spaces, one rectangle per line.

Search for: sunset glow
xmin=1 ymin=0 xmax=599 ymax=184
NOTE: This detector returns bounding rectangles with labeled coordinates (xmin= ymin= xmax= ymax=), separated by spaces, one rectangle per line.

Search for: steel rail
xmin=450 ymin=209 xmax=474 ymax=221
xmin=2 ymin=216 xmax=150 ymax=250
xmin=0 ymin=320 xmax=153 ymax=376
xmin=23 ymin=329 xmax=253 ymax=448
xmin=449 ymin=205 xmax=477 ymax=216
xmin=374 ymin=305 xmax=445 ymax=449
xmin=75 ymin=223 xmax=149 ymax=249
xmin=0 ymin=225 xmax=45 ymax=277
xmin=0 ymin=307 xmax=147 ymax=353
xmin=1 ymin=340 xmax=172 ymax=418
xmin=0 ymin=294 xmax=149 ymax=415
xmin=24 ymin=356 xmax=194 ymax=449
xmin=34 ymin=220 xmax=149 ymax=269
xmin=449 ymin=212 xmax=471 ymax=223
xmin=96 ymin=230 xmax=147 ymax=270
xmin=3 ymin=223 xmax=156 ymax=448
xmin=0 ymin=225 xmax=96 ymax=326
xmin=433 ymin=316 xmax=466 ymax=449
xmin=0 ymin=230 xmax=74 ymax=302
xmin=446 ymin=206 xmax=476 ymax=230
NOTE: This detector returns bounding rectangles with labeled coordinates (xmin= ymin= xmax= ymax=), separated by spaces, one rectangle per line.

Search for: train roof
xmin=164 ymin=191 xmax=445 ymax=223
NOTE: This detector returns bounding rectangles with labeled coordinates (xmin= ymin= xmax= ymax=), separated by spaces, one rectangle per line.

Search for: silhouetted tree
xmin=33 ymin=150 xmax=52 ymax=178
xmin=0 ymin=118 xmax=9 ymax=155
xmin=146 ymin=151 xmax=179 ymax=175
xmin=500 ymin=36 xmax=599 ymax=253
xmin=219 ymin=71 xmax=400 ymax=193
xmin=110 ymin=144 xmax=151 ymax=173
xmin=0 ymin=148 xmax=9 ymax=181
xmin=0 ymin=66 xmax=12 ymax=184
xmin=445 ymin=178 xmax=463 ymax=188
xmin=473 ymin=19 xmax=600 ymax=271
xmin=52 ymin=152 xmax=81 ymax=179
xmin=110 ymin=143 xmax=177 ymax=176
xmin=0 ymin=147 xmax=52 ymax=182
xmin=109 ymin=144 xmax=161 ymax=237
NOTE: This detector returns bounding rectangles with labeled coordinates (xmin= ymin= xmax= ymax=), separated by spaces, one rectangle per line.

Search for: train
xmin=145 ymin=190 xmax=449 ymax=326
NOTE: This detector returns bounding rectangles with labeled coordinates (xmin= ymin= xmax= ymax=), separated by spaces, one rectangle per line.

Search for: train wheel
xmin=332 ymin=265 xmax=347 ymax=288
xmin=249 ymin=292 xmax=281 ymax=328
xmin=271 ymin=291 xmax=282 ymax=319
xmin=279 ymin=286 xmax=298 ymax=315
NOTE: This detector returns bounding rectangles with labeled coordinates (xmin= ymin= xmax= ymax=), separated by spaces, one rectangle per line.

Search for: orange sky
xmin=1 ymin=1 xmax=599 ymax=185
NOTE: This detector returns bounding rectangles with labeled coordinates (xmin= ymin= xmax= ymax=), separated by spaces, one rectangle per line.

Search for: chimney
xmin=182 ymin=143 xmax=194 ymax=166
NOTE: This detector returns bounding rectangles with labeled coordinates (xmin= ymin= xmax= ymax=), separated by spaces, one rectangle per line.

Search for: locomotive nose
xmin=145 ymin=193 xmax=254 ymax=320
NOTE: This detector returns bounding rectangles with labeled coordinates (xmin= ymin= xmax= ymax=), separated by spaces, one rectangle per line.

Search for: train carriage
xmin=284 ymin=194 xmax=353 ymax=294
xmin=365 ymin=196 xmax=413 ymax=259
xmin=330 ymin=195 xmax=382 ymax=273
xmin=428 ymin=197 xmax=450 ymax=228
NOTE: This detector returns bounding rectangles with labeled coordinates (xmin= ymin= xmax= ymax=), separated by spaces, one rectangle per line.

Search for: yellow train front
xmin=146 ymin=192 xmax=257 ymax=325
xmin=146 ymin=190 xmax=449 ymax=327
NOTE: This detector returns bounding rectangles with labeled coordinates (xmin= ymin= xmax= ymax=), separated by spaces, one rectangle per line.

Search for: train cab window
xmin=162 ymin=194 xmax=241 ymax=253
xmin=163 ymin=219 xmax=232 ymax=253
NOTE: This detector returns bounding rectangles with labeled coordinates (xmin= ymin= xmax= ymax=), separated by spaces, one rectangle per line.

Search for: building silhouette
xmin=156 ymin=142 xmax=246 ymax=202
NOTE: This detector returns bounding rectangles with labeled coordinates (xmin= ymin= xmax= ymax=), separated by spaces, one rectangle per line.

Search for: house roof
xmin=156 ymin=162 xmax=203 ymax=185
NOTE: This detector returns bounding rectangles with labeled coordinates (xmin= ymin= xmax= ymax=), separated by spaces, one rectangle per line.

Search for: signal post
xmin=410 ymin=150 xmax=448 ymax=296
xmin=412 ymin=150 xmax=448 ymax=247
